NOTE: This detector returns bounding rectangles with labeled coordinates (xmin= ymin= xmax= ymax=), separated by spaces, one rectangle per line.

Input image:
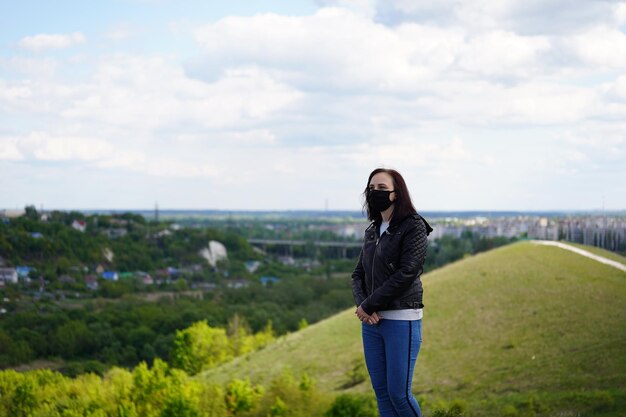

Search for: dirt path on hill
xmin=530 ymin=240 xmax=626 ymax=273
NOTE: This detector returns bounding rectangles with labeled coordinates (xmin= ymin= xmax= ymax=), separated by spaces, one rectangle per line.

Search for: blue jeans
xmin=362 ymin=319 xmax=422 ymax=417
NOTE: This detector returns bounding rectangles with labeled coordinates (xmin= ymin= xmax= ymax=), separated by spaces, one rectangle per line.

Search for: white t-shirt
xmin=379 ymin=221 xmax=390 ymax=236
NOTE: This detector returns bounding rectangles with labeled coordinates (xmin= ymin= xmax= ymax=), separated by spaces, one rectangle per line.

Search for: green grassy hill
xmin=199 ymin=241 xmax=626 ymax=416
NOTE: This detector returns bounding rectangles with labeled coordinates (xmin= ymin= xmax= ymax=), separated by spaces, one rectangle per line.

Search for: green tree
xmin=171 ymin=321 xmax=233 ymax=375
xmin=52 ymin=320 xmax=92 ymax=358
xmin=227 ymin=314 xmax=255 ymax=356
xmin=24 ymin=205 xmax=39 ymax=221
xmin=224 ymin=379 xmax=263 ymax=415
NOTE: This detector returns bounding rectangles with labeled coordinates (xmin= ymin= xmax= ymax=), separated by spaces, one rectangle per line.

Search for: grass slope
xmin=199 ymin=241 xmax=626 ymax=415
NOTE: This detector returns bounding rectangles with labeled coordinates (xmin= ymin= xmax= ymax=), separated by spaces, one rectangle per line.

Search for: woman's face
xmin=369 ymin=172 xmax=396 ymax=203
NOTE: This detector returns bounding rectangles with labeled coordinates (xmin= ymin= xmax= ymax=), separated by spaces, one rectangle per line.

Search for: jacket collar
xmin=367 ymin=212 xmax=434 ymax=236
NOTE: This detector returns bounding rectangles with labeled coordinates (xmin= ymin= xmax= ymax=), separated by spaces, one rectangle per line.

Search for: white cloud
xmin=0 ymin=138 xmax=24 ymax=160
xmin=191 ymin=6 xmax=602 ymax=98
xmin=59 ymin=56 xmax=302 ymax=129
xmin=219 ymin=129 xmax=277 ymax=145
xmin=606 ymin=75 xmax=626 ymax=101
xmin=2 ymin=131 xmax=223 ymax=180
xmin=18 ymin=32 xmax=86 ymax=51
xmin=616 ymin=2 xmax=626 ymax=24
xmin=561 ymin=122 xmax=626 ymax=158
xmin=457 ymin=30 xmax=550 ymax=77
xmin=315 ymin=0 xmax=377 ymax=17
xmin=0 ymin=80 xmax=33 ymax=103
xmin=104 ymin=23 xmax=136 ymax=41
xmin=0 ymin=57 xmax=58 ymax=78
xmin=194 ymin=8 xmax=461 ymax=92
xmin=369 ymin=0 xmax=620 ymax=35
xmin=13 ymin=132 xmax=113 ymax=161
xmin=95 ymin=151 xmax=219 ymax=179
xmin=568 ymin=25 xmax=626 ymax=69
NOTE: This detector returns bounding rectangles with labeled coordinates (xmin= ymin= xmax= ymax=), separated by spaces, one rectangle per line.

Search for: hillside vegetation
xmin=199 ymin=241 xmax=626 ymax=416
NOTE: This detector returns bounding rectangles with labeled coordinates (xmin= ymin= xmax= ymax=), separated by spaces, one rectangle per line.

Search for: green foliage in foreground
xmin=0 ymin=360 xmax=622 ymax=417
xmin=0 ymin=360 xmax=337 ymax=417
xmin=171 ymin=319 xmax=275 ymax=375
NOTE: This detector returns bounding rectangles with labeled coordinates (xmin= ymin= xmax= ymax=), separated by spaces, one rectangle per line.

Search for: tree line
xmin=0 ymin=276 xmax=354 ymax=372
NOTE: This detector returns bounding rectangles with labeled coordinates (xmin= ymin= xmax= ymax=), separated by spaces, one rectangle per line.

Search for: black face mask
xmin=367 ymin=189 xmax=395 ymax=212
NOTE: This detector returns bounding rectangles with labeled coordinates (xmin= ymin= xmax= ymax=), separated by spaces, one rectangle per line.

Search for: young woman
xmin=352 ymin=168 xmax=433 ymax=417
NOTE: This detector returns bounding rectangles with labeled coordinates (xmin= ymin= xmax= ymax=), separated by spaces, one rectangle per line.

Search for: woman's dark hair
xmin=363 ymin=168 xmax=417 ymax=223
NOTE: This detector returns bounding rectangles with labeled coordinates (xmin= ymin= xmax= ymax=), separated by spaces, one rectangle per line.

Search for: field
xmin=199 ymin=241 xmax=626 ymax=416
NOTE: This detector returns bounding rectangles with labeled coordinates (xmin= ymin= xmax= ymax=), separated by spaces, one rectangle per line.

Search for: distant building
xmin=277 ymin=255 xmax=295 ymax=266
xmin=101 ymin=271 xmax=119 ymax=281
xmin=226 ymin=278 xmax=250 ymax=289
xmin=71 ymin=219 xmax=87 ymax=232
xmin=106 ymin=228 xmax=127 ymax=239
xmin=59 ymin=275 xmax=76 ymax=284
xmin=85 ymin=275 xmax=99 ymax=290
xmin=119 ymin=272 xmax=135 ymax=280
xmin=30 ymin=232 xmax=43 ymax=239
xmin=244 ymin=260 xmax=261 ymax=273
xmin=109 ymin=218 xmax=129 ymax=226
xmin=16 ymin=266 xmax=34 ymax=279
xmin=155 ymin=229 xmax=172 ymax=237
xmin=181 ymin=264 xmax=203 ymax=274
xmin=135 ymin=271 xmax=154 ymax=285
xmin=260 ymin=276 xmax=280 ymax=286
xmin=193 ymin=282 xmax=217 ymax=291
xmin=0 ymin=268 xmax=18 ymax=284
xmin=0 ymin=209 xmax=25 ymax=218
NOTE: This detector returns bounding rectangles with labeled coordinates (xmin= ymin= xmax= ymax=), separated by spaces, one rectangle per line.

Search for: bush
xmin=501 ymin=404 xmax=518 ymax=417
xmin=325 ymin=393 xmax=378 ymax=417
xmin=60 ymin=360 xmax=108 ymax=377
xmin=225 ymin=379 xmax=264 ymax=415
xmin=342 ymin=357 xmax=368 ymax=388
xmin=432 ymin=399 xmax=467 ymax=417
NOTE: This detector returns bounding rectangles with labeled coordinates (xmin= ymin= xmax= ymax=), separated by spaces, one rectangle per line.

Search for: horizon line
xmin=3 ymin=207 xmax=625 ymax=215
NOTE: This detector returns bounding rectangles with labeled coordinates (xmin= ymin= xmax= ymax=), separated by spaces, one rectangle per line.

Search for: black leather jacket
xmin=351 ymin=213 xmax=433 ymax=315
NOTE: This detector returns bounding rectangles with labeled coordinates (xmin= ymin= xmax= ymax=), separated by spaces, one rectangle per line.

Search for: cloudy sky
xmin=1 ymin=0 xmax=625 ymax=211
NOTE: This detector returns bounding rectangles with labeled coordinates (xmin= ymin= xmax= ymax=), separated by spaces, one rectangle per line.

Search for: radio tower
xmin=155 ymin=201 xmax=159 ymax=223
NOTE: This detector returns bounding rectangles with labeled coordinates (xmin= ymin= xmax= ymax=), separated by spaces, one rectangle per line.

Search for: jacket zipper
xmin=371 ymin=230 xmax=385 ymax=296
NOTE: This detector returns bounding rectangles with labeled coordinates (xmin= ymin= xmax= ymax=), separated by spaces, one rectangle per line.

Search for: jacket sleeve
xmin=360 ymin=218 xmax=428 ymax=315
xmin=351 ymin=248 xmax=368 ymax=307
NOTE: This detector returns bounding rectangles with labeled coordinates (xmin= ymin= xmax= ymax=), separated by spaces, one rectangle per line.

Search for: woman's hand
xmin=369 ymin=311 xmax=382 ymax=324
xmin=355 ymin=306 xmax=382 ymax=325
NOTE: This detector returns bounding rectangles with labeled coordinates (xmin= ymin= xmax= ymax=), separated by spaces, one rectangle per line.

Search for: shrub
xmin=342 ymin=357 xmax=368 ymax=388
xmin=225 ymin=379 xmax=264 ymax=415
xmin=431 ymin=399 xmax=467 ymax=417
xmin=325 ymin=393 xmax=378 ymax=417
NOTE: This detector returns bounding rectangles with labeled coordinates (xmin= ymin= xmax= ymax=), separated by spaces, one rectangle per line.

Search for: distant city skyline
xmin=1 ymin=1 xmax=625 ymax=211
